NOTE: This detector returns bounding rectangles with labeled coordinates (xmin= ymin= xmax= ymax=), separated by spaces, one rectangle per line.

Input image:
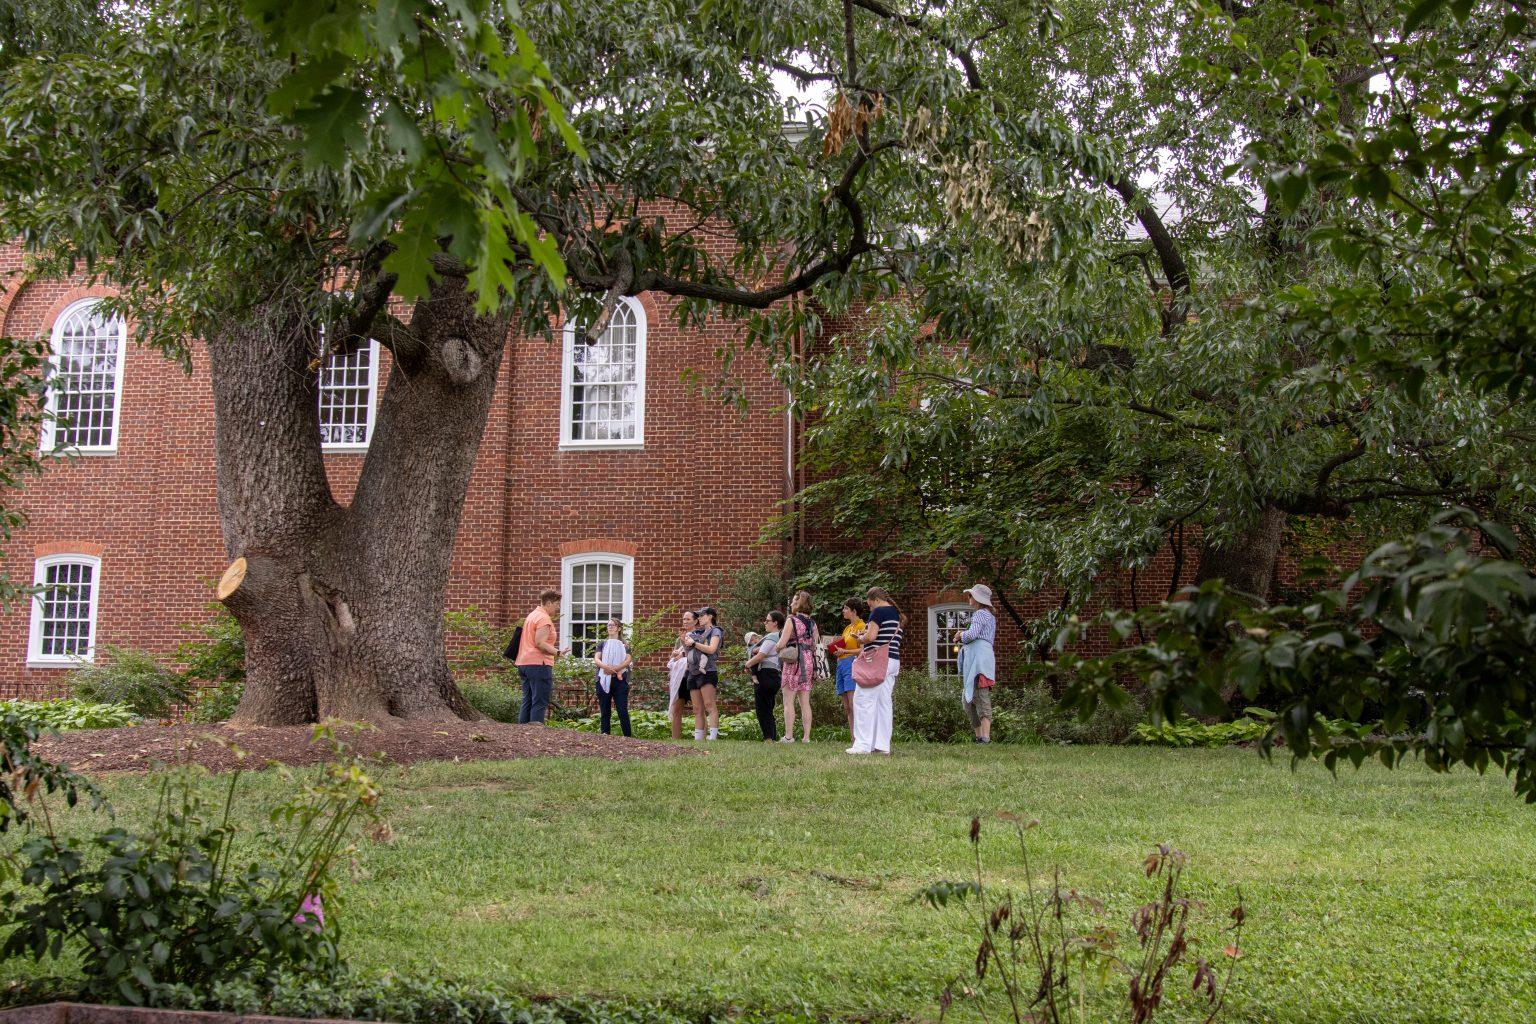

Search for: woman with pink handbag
xmin=848 ymin=587 xmax=902 ymax=755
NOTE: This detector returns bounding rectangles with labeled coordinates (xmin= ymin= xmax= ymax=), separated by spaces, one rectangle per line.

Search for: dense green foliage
xmin=0 ymin=334 xmax=49 ymax=606
xmin=1046 ymin=0 xmax=1536 ymax=800
xmin=790 ymin=0 xmax=1536 ymax=645
xmin=0 ymin=727 xmax=381 ymax=1004
xmin=178 ymin=608 xmax=247 ymax=723
xmin=0 ymin=699 xmax=137 ymax=732
xmin=0 ymin=711 xmax=102 ymax=837
xmin=1062 ymin=511 xmax=1536 ymax=796
xmin=67 ymin=646 xmax=192 ymax=718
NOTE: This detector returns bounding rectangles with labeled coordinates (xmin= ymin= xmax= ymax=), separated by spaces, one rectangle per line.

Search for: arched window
xmin=560 ymin=297 xmax=646 ymax=447
xmin=319 ymin=340 xmax=379 ymax=450
xmin=28 ymin=554 xmax=101 ymax=665
xmin=927 ymin=603 xmax=972 ymax=677
xmin=560 ymin=552 xmax=635 ymax=660
xmin=42 ymin=299 xmax=127 ymax=453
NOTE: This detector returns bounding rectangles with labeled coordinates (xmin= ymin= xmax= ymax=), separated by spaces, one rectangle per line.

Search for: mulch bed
xmin=31 ymin=721 xmax=696 ymax=774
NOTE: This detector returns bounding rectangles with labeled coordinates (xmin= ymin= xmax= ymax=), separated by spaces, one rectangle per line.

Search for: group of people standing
xmin=664 ymin=586 xmax=908 ymax=754
xmin=511 ymin=581 xmax=1000 ymax=751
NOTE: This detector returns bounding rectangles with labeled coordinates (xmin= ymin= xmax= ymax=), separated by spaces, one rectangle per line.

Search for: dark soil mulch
xmin=32 ymin=720 xmax=696 ymax=774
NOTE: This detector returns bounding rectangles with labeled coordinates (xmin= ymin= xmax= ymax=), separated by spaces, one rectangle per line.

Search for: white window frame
xmin=318 ymin=339 xmax=381 ymax=452
xmin=927 ymin=603 xmax=972 ymax=677
xmin=559 ymin=297 xmax=647 ymax=450
xmin=40 ymin=298 xmax=128 ymax=456
xmin=559 ymin=552 xmax=635 ymax=659
xmin=27 ymin=554 xmax=102 ymax=667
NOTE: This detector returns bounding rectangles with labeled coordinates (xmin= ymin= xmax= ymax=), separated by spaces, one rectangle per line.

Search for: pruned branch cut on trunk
xmin=216 ymin=556 xmax=247 ymax=602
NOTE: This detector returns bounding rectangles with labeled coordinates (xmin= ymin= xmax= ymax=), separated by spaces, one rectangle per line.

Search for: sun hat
xmin=744 ymin=631 xmax=761 ymax=647
xmin=963 ymin=583 xmax=994 ymax=607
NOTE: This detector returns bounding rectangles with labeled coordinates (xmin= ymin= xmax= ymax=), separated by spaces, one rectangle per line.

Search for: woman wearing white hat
xmin=958 ymin=584 xmax=998 ymax=744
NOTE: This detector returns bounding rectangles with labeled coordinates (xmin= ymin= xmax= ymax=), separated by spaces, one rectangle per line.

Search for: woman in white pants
xmin=848 ymin=587 xmax=902 ymax=755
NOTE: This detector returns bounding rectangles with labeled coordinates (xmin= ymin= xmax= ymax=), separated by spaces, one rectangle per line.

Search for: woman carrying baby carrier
xmin=775 ymin=590 xmax=820 ymax=743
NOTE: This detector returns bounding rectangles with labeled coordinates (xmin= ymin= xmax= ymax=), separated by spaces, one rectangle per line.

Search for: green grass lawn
xmin=13 ymin=742 xmax=1536 ymax=1023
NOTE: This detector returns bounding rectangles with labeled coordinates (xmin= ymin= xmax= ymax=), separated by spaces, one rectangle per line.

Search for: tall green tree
xmin=788 ymin=0 xmax=1536 ymax=650
xmin=1049 ymin=0 xmax=1536 ymax=799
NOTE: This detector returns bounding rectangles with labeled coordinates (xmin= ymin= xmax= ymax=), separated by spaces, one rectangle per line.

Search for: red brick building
xmin=1 ymin=245 xmax=1191 ymax=700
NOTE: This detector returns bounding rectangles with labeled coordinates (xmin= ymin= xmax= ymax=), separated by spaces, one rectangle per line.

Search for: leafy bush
xmin=458 ymin=680 xmax=520 ymax=723
xmin=445 ymin=605 xmax=519 ymax=688
xmin=920 ymin=817 xmax=1245 ymax=1024
xmin=553 ymin=709 xmax=768 ymax=741
xmin=139 ymin=969 xmax=823 ymax=1024
xmin=1134 ymin=711 xmax=1360 ymax=749
xmin=1010 ymin=681 xmax=1147 ymax=746
xmin=0 ymin=710 xmax=104 ymax=838
xmin=187 ymin=677 xmax=245 ymax=723
xmin=1134 ymin=717 xmax=1269 ymax=748
xmin=0 ymin=699 xmax=137 ymax=731
xmin=179 ymin=607 xmax=246 ymax=722
xmin=67 ymin=645 xmax=191 ymax=718
xmin=0 ymin=726 xmax=380 ymax=1004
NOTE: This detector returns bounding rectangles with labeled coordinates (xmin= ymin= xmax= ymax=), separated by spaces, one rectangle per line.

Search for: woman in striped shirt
xmin=849 ymin=586 xmax=902 ymax=755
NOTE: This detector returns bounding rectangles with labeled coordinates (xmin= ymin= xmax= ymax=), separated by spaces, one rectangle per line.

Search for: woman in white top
xmin=594 ymin=617 xmax=634 ymax=737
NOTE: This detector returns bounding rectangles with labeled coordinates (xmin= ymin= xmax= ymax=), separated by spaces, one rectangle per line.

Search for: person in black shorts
xmin=684 ymin=606 xmax=724 ymax=740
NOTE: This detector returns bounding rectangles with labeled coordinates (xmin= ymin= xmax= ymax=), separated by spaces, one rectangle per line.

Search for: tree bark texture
xmin=211 ymin=276 xmax=511 ymax=725
xmin=1193 ymin=502 xmax=1287 ymax=602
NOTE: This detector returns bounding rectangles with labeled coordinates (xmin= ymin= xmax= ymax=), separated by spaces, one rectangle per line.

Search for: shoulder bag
xmin=851 ymin=638 xmax=889 ymax=688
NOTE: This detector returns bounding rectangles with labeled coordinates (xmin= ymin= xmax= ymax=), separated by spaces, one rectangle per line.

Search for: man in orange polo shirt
xmin=516 ymin=589 xmax=564 ymax=724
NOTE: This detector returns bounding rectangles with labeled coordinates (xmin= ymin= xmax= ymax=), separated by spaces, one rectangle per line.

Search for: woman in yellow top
xmin=830 ymin=597 xmax=870 ymax=735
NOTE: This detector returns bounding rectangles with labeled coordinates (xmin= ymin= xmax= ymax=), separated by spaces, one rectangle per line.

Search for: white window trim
xmin=27 ymin=553 xmax=102 ymax=668
xmin=558 ymin=552 xmax=636 ymax=654
xmin=40 ymin=298 xmax=128 ymax=456
xmin=927 ymin=602 xmax=971 ymax=677
xmin=319 ymin=339 xmax=381 ymax=453
xmin=558 ymin=296 xmax=647 ymax=450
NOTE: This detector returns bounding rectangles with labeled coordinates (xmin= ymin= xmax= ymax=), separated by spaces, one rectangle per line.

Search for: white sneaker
xmin=779 ymin=736 xmax=795 ymax=743
xmin=845 ymin=746 xmax=870 ymax=755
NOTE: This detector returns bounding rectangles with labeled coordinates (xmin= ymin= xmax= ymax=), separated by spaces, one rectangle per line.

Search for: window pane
xmin=568 ymin=302 xmax=640 ymax=442
xmin=319 ymin=342 xmax=375 ymax=447
xmin=932 ymin=608 xmax=972 ymax=675
xmin=50 ymin=303 xmax=123 ymax=450
xmin=37 ymin=561 xmax=96 ymax=659
xmin=567 ymin=561 xmax=628 ymax=661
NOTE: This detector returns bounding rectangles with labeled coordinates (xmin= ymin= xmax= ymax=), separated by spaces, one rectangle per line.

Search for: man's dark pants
xmin=518 ymin=664 xmax=554 ymax=724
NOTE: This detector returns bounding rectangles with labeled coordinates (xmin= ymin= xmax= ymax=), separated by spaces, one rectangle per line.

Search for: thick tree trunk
xmin=1194 ymin=502 xmax=1287 ymax=602
xmin=210 ymin=276 xmax=511 ymax=725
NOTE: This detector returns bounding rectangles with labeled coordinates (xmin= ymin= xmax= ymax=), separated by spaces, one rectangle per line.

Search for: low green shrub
xmin=0 ymin=699 xmax=137 ymax=731
xmin=1133 ymin=718 xmax=1270 ymax=748
xmin=66 ymin=645 xmax=191 ymax=718
xmin=179 ymin=607 xmax=246 ymax=722
xmin=142 ymin=970 xmax=825 ymax=1024
xmin=0 ymin=724 xmax=381 ymax=1005
xmin=1010 ymin=681 xmax=1147 ymax=745
xmin=1133 ymin=711 xmax=1360 ymax=749
xmin=187 ymin=677 xmax=245 ymax=723
xmin=458 ymin=680 xmax=521 ymax=723
xmin=552 ymin=709 xmax=768 ymax=740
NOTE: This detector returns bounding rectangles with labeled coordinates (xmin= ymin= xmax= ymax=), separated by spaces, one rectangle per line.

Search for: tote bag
xmin=851 ymin=641 xmax=889 ymax=688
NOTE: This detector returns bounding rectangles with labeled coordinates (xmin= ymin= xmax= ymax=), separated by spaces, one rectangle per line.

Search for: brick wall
xmin=0 ymin=246 xmax=789 ymax=699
